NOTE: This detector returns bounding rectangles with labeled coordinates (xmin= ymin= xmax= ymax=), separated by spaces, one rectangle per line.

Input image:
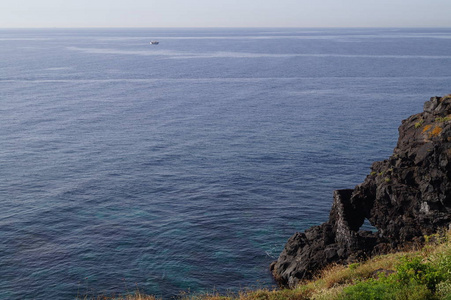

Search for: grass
xmin=77 ymin=291 xmax=158 ymax=300
xmin=82 ymin=229 xmax=451 ymax=300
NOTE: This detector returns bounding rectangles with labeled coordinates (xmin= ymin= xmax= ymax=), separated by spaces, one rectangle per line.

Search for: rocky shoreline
xmin=271 ymin=95 xmax=451 ymax=288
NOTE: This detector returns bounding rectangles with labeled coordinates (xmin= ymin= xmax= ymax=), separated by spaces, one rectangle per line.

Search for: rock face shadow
xmin=271 ymin=95 xmax=451 ymax=288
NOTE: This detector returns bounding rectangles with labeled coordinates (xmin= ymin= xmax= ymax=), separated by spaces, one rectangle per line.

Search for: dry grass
xmin=309 ymin=253 xmax=404 ymax=289
xmin=178 ymin=287 xmax=313 ymax=300
xmin=78 ymin=291 xmax=158 ymax=300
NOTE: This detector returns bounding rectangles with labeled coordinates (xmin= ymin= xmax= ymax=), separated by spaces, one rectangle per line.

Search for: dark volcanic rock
xmin=271 ymin=95 xmax=451 ymax=288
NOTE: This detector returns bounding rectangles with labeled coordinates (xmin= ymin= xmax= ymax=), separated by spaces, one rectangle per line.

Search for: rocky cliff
xmin=271 ymin=95 xmax=451 ymax=288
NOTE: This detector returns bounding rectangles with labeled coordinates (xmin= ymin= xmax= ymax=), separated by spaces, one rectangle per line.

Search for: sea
xmin=1 ymin=27 xmax=451 ymax=299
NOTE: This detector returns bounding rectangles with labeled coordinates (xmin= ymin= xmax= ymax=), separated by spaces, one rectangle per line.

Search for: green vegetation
xmin=435 ymin=117 xmax=451 ymax=123
xmin=415 ymin=119 xmax=424 ymax=128
xmin=82 ymin=229 xmax=451 ymax=300
xmin=341 ymin=253 xmax=450 ymax=299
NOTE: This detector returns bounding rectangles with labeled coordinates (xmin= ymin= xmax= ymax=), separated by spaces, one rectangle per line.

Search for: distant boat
xmin=150 ymin=41 xmax=159 ymax=45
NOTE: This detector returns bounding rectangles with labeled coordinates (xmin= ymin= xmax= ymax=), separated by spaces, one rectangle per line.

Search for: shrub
xmin=340 ymin=279 xmax=397 ymax=300
xmin=394 ymin=255 xmax=446 ymax=291
xmin=436 ymin=281 xmax=451 ymax=299
xmin=341 ymin=276 xmax=435 ymax=300
xmin=432 ymin=252 xmax=451 ymax=282
xmin=341 ymin=254 xmax=448 ymax=299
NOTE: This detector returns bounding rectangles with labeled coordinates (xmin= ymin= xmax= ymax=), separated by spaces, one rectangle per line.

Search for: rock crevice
xmin=271 ymin=95 xmax=451 ymax=288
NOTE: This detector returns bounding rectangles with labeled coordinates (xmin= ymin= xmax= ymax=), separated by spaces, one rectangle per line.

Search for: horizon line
xmin=1 ymin=26 xmax=451 ymax=30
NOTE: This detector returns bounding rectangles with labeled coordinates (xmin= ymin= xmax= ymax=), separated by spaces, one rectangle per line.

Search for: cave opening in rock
xmin=360 ymin=218 xmax=378 ymax=233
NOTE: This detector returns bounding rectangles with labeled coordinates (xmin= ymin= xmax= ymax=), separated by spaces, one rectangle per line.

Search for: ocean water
xmin=1 ymin=27 xmax=451 ymax=299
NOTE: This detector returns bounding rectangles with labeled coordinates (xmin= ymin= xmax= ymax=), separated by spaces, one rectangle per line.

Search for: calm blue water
xmin=1 ymin=28 xmax=451 ymax=299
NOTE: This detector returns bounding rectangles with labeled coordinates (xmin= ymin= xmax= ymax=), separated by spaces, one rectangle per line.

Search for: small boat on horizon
xmin=150 ymin=41 xmax=159 ymax=45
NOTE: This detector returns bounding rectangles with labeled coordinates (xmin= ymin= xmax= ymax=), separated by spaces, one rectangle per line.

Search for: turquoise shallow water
xmin=1 ymin=28 xmax=451 ymax=299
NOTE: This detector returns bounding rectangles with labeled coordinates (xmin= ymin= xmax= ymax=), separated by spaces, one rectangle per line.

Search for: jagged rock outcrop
xmin=271 ymin=95 xmax=451 ymax=288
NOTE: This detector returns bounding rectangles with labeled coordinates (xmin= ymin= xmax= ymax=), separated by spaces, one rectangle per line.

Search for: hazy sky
xmin=1 ymin=0 xmax=450 ymax=28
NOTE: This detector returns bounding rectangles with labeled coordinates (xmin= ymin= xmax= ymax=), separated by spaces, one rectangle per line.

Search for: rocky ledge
xmin=271 ymin=95 xmax=451 ymax=288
